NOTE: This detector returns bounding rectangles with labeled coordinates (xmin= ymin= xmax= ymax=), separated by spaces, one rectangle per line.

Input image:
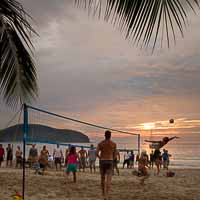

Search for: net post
xmin=138 ymin=134 xmax=140 ymax=155
xmin=23 ymin=103 xmax=28 ymax=200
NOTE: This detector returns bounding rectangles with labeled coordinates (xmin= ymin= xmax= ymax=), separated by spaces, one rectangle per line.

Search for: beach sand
xmin=0 ymin=167 xmax=200 ymax=200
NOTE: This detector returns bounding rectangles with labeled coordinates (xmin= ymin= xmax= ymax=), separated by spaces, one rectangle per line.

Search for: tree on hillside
xmin=0 ymin=0 xmax=199 ymax=106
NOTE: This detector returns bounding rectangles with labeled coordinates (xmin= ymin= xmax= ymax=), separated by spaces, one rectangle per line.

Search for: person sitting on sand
xmin=96 ymin=130 xmax=117 ymax=200
xmin=78 ymin=146 xmax=87 ymax=172
xmin=88 ymin=144 xmax=97 ymax=173
xmin=65 ymin=146 xmax=79 ymax=183
xmin=0 ymin=144 xmax=5 ymax=167
xmin=138 ymin=150 xmax=150 ymax=185
xmin=145 ymin=136 xmax=179 ymax=150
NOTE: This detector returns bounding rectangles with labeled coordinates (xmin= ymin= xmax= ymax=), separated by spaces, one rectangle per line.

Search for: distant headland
xmin=0 ymin=124 xmax=90 ymax=143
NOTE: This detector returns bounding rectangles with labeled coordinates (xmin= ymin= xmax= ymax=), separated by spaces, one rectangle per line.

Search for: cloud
xmin=1 ymin=0 xmax=200 ymax=135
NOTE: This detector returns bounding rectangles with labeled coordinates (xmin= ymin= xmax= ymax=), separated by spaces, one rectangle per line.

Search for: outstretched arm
xmin=144 ymin=140 xmax=161 ymax=143
xmin=169 ymin=136 xmax=179 ymax=141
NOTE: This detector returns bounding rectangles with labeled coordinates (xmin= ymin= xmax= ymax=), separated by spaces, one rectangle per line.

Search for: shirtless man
xmin=78 ymin=146 xmax=87 ymax=172
xmin=15 ymin=146 xmax=22 ymax=168
xmin=96 ymin=130 xmax=117 ymax=200
xmin=145 ymin=136 xmax=179 ymax=175
xmin=138 ymin=151 xmax=150 ymax=185
xmin=28 ymin=144 xmax=38 ymax=168
xmin=145 ymin=136 xmax=179 ymax=149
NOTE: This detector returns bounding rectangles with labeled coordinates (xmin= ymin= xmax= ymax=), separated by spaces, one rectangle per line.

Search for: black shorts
xmin=0 ymin=157 xmax=3 ymax=162
xmin=16 ymin=156 xmax=22 ymax=164
xmin=40 ymin=163 xmax=45 ymax=169
xmin=55 ymin=157 xmax=61 ymax=164
xmin=100 ymin=160 xmax=113 ymax=175
xmin=7 ymin=155 xmax=13 ymax=161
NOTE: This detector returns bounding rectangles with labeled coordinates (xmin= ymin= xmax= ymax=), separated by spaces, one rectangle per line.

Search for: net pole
xmin=138 ymin=134 xmax=140 ymax=155
xmin=23 ymin=104 xmax=28 ymax=200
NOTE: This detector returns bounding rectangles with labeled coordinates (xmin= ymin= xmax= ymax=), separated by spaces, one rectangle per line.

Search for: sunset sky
xmin=1 ymin=0 xmax=200 ymax=139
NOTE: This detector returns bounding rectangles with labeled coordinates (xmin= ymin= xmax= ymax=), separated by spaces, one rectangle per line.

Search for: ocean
xmin=1 ymin=133 xmax=200 ymax=169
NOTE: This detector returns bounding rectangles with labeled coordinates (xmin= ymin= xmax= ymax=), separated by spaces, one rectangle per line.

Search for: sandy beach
xmin=0 ymin=167 xmax=200 ymax=200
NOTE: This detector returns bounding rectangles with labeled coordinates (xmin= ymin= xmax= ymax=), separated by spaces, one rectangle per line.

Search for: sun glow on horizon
xmin=141 ymin=122 xmax=155 ymax=130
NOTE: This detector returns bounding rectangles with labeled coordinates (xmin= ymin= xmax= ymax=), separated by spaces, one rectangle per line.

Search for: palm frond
xmin=0 ymin=0 xmax=38 ymax=107
xmin=76 ymin=0 xmax=199 ymax=49
xmin=0 ymin=22 xmax=38 ymax=107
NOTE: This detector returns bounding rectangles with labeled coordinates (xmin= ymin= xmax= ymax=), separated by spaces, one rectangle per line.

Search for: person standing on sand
xmin=53 ymin=144 xmax=63 ymax=170
xmin=96 ymin=130 xmax=117 ymax=200
xmin=65 ymin=146 xmax=79 ymax=183
xmin=88 ymin=144 xmax=97 ymax=173
xmin=162 ymin=149 xmax=171 ymax=170
xmin=129 ymin=150 xmax=135 ymax=168
xmin=6 ymin=144 xmax=13 ymax=167
xmin=28 ymin=144 xmax=38 ymax=167
xmin=0 ymin=144 xmax=5 ymax=167
xmin=150 ymin=150 xmax=154 ymax=169
xmin=78 ymin=146 xmax=87 ymax=172
xmin=15 ymin=146 xmax=22 ymax=168
xmin=153 ymin=149 xmax=162 ymax=175
xmin=113 ymin=149 xmax=120 ymax=175
xmin=123 ymin=150 xmax=130 ymax=168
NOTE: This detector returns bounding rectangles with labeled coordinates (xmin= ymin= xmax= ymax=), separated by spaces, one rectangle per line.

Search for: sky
xmin=1 ymin=0 xmax=200 ymax=139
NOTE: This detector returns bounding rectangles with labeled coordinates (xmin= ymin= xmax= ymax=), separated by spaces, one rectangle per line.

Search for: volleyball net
xmin=24 ymin=104 xmax=140 ymax=153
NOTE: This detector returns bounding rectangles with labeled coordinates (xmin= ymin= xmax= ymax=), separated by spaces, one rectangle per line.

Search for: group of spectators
xmin=27 ymin=144 xmax=98 ymax=174
xmin=0 ymin=143 xmax=171 ymax=175
xmin=0 ymin=143 xmax=132 ymax=175
xmin=122 ymin=150 xmax=135 ymax=169
xmin=137 ymin=148 xmax=171 ymax=175
xmin=0 ymin=143 xmax=23 ymax=168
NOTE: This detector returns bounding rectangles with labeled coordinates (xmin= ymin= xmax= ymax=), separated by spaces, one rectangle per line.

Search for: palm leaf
xmin=76 ymin=0 xmax=199 ymax=49
xmin=0 ymin=0 xmax=38 ymax=107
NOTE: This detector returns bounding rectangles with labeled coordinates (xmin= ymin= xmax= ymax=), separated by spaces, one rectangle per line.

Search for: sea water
xmin=1 ymin=134 xmax=200 ymax=168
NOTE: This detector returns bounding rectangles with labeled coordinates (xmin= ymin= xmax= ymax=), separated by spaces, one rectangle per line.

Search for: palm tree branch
xmin=0 ymin=22 xmax=38 ymax=107
xmin=76 ymin=0 xmax=199 ymax=48
xmin=0 ymin=0 xmax=38 ymax=107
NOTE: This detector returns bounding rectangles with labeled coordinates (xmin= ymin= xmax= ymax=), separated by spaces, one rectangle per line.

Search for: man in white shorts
xmin=53 ymin=144 xmax=63 ymax=170
xmin=88 ymin=144 xmax=96 ymax=173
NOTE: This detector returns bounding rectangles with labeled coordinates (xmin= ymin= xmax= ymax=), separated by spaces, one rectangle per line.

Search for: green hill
xmin=0 ymin=124 xmax=90 ymax=143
